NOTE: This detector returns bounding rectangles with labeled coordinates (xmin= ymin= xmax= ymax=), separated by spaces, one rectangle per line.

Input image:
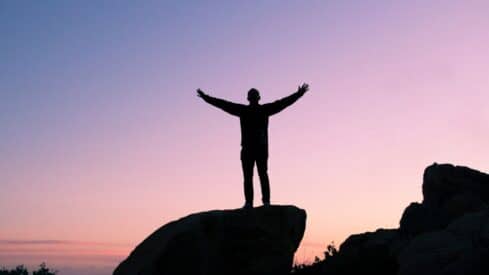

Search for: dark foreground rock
xmin=293 ymin=163 xmax=489 ymax=275
xmin=297 ymin=229 xmax=403 ymax=275
xmin=398 ymin=209 xmax=489 ymax=275
xmin=400 ymin=163 xmax=489 ymax=236
xmin=114 ymin=205 xmax=306 ymax=275
xmin=396 ymin=163 xmax=489 ymax=274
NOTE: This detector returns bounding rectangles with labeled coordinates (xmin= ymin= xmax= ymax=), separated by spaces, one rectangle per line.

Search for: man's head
xmin=247 ymin=88 xmax=260 ymax=104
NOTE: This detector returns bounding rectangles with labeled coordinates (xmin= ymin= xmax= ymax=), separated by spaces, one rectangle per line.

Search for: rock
xmin=313 ymin=229 xmax=401 ymax=275
xmin=113 ymin=205 xmax=306 ymax=275
xmin=290 ymin=163 xmax=489 ymax=275
xmin=340 ymin=228 xmax=402 ymax=259
xmin=397 ymin=231 xmax=470 ymax=275
xmin=441 ymin=193 xmax=487 ymax=222
xmin=396 ymin=164 xmax=489 ymax=274
xmin=400 ymin=202 xmax=445 ymax=236
xmin=440 ymin=248 xmax=489 ymax=275
xmin=422 ymin=163 xmax=489 ymax=208
xmin=446 ymin=209 xmax=489 ymax=244
xmin=398 ymin=209 xmax=489 ymax=275
xmin=400 ymin=163 xmax=489 ymax=236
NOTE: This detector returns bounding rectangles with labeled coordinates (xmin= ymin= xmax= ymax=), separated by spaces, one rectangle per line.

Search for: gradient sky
xmin=1 ymin=1 xmax=489 ymax=274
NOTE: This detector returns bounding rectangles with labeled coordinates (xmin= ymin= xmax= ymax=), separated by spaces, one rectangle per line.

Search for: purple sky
xmin=1 ymin=1 xmax=489 ymax=274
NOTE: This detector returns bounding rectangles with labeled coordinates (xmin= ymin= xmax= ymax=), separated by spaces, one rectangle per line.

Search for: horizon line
xmin=0 ymin=239 xmax=131 ymax=247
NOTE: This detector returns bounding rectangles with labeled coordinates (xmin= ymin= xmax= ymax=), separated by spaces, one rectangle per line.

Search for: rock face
xmin=113 ymin=205 xmax=306 ymax=275
xmin=327 ymin=229 xmax=403 ymax=274
xmin=292 ymin=163 xmax=489 ymax=275
xmin=423 ymin=163 xmax=489 ymax=207
xmin=400 ymin=163 xmax=489 ymax=236
xmin=398 ymin=210 xmax=489 ymax=275
xmin=396 ymin=163 xmax=489 ymax=275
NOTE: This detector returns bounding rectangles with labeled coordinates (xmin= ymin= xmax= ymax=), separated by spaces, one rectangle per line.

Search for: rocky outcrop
xmin=339 ymin=229 xmax=405 ymax=263
xmin=291 ymin=229 xmax=404 ymax=275
xmin=393 ymin=163 xmax=489 ymax=275
xmin=328 ymin=229 xmax=402 ymax=274
xmin=423 ymin=163 xmax=489 ymax=207
xmin=293 ymin=163 xmax=489 ymax=275
xmin=398 ymin=210 xmax=489 ymax=275
xmin=400 ymin=163 xmax=489 ymax=236
xmin=382 ymin=163 xmax=489 ymax=275
xmin=113 ymin=205 xmax=306 ymax=275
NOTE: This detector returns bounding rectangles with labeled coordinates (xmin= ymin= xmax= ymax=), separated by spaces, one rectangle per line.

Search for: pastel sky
xmin=1 ymin=1 xmax=489 ymax=274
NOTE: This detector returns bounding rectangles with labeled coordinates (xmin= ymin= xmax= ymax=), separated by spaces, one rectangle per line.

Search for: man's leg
xmin=241 ymin=149 xmax=254 ymax=207
xmin=256 ymin=157 xmax=270 ymax=205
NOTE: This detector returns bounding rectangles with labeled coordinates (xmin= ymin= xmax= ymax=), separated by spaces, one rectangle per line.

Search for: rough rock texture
xmin=113 ymin=205 xmax=306 ymax=275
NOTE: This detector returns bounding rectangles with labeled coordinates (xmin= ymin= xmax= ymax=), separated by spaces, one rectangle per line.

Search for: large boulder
xmin=113 ymin=205 xmax=306 ymax=275
xmin=339 ymin=229 xmax=404 ymax=261
xmin=422 ymin=163 xmax=489 ymax=208
xmin=331 ymin=229 xmax=402 ymax=275
xmin=288 ymin=163 xmax=489 ymax=275
xmin=396 ymin=164 xmax=489 ymax=275
xmin=397 ymin=231 xmax=469 ymax=275
xmin=399 ymin=202 xmax=445 ymax=236
xmin=398 ymin=209 xmax=489 ymax=275
xmin=400 ymin=163 xmax=489 ymax=236
xmin=297 ymin=229 xmax=403 ymax=275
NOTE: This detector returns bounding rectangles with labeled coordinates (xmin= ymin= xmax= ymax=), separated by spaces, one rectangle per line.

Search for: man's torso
xmin=239 ymin=105 xmax=269 ymax=154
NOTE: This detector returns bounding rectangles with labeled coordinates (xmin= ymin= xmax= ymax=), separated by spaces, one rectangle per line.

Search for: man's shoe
xmin=263 ymin=201 xmax=270 ymax=207
xmin=243 ymin=202 xmax=253 ymax=209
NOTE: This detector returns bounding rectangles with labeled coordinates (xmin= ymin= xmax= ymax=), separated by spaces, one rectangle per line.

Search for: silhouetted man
xmin=197 ymin=83 xmax=309 ymax=208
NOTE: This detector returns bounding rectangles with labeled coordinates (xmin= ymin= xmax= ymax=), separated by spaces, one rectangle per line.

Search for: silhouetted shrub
xmin=290 ymin=240 xmax=398 ymax=275
xmin=0 ymin=265 xmax=28 ymax=275
xmin=32 ymin=263 xmax=56 ymax=275
xmin=0 ymin=264 xmax=57 ymax=275
xmin=291 ymin=242 xmax=337 ymax=274
xmin=324 ymin=242 xmax=338 ymax=260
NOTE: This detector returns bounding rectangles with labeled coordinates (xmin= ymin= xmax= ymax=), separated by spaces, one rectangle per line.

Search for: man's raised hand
xmin=298 ymin=83 xmax=309 ymax=94
xmin=197 ymin=89 xmax=206 ymax=98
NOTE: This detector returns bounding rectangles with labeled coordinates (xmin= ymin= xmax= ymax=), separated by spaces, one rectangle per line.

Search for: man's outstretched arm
xmin=264 ymin=83 xmax=309 ymax=116
xmin=197 ymin=89 xmax=244 ymax=116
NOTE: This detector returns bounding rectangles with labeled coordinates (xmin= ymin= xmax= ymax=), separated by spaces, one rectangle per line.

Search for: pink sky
xmin=1 ymin=1 xmax=489 ymax=273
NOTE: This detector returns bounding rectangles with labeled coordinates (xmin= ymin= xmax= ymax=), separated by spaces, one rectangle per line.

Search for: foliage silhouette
xmin=0 ymin=263 xmax=57 ymax=275
xmin=290 ymin=240 xmax=397 ymax=275
xmin=291 ymin=242 xmax=337 ymax=274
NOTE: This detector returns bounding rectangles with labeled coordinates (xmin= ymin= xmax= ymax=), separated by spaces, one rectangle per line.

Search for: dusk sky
xmin=1 ymin=1 xmax=489 ymax=274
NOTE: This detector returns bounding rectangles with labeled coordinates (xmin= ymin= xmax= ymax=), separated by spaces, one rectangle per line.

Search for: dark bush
xmin=0 ymin=264 xmax=56 ymax=275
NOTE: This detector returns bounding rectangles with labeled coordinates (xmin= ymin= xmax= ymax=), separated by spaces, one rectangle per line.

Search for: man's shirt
xmin=202 ymin=91 xmax=304 ymax=154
